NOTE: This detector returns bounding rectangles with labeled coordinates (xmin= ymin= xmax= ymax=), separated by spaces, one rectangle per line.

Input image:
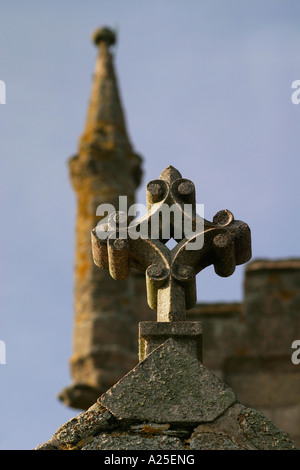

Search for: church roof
xmin=36 ymin=337 xmax=298 ymax=450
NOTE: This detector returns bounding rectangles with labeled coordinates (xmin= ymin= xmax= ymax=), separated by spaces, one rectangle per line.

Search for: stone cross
xmin=91 ymin=165 xmax=251 ymax=361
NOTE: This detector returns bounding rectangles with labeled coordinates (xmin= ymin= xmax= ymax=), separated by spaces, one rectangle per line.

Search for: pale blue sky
xmin=1 ymin=0 xmax=300 ymax=449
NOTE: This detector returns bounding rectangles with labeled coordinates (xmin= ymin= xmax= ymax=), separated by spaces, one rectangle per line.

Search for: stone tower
xmin=59 ymin=27 xmax=148 ymax=410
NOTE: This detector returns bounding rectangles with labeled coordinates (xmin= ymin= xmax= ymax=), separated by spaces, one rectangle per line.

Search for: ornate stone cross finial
xmin=91 ymin=165 xmax=251 ymax=361
xmin=92 ymin=166 xmax=251 ymax=318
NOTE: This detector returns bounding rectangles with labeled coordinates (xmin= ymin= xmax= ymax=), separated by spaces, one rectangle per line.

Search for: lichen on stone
xmin=237 ymin=407 xmax=298 ymax=450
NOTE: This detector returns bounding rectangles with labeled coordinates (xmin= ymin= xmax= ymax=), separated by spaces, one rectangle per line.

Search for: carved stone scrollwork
xmin=91 ymin=165 xmax=251 ymax=323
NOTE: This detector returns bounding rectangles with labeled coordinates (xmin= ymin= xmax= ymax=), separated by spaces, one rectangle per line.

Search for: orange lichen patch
xmin=69 ymin=356 xmax=78 ymax=365
xmin=59 ymin=434 xmax=94 ymax=450
xmin=140 ymin=424 xmax=170 ymax=435
xmin=76 ymin=261 xmax=90 ymax=280
xmin=75 ymin=312 xmax=91 ymax=323
xmin=78 ymin=193 xmax=96 ymax=214
xmin=278 ymin=289 xmax=297 ymax=301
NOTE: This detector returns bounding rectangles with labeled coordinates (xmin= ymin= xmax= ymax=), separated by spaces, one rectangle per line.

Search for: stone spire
xmin=59 ymin=27 xmax=148 ymax=410
xmin=80 ymin=27 xmax=131 ymax=154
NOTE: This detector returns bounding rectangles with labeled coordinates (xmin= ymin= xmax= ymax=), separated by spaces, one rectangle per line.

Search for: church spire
xmin=60 ymin=27 xmax=147 ymax=410
xmin=80 ymin=26 xmax=132 ymax=153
